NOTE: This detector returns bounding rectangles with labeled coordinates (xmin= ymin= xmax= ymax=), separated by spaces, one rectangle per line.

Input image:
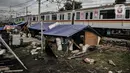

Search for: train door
xmin=90 ymin=12 xmax=93 ymax=19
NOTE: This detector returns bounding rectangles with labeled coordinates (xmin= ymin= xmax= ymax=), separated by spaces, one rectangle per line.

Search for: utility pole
xmin=25 ymin=7 xmax=28 ymax=16
xmin=71 ymin=0 xmax=75 ymax=25
xmin=9 ymin=6 xmax=12 ymax=22
xmin=38 ymin=0 xmax=41 ymax=22
xmin=25 ymin=7 xmax=29 ymax=25
xmin=38 ymin=0 xmax=44 ymax=53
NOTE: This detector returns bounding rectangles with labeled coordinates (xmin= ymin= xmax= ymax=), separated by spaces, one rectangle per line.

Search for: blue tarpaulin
xmin=0 ymin=22 xmax=27 ymax=31
xmin=0 ymin=27 xmax=4 ymax=30
xmin=43 ymin=24 xmax=87 ymax=37
xmin=28 ymin=22 xmax=55 ymax=31
xmin=16 ymin=22 xmax=27 ymax=26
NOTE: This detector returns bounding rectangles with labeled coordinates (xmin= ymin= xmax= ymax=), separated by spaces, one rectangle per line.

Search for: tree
xmin=115 ymin=0 xmax=126 ymax=4
xmin=59 ymin=0 xmax=82 ymax=11
xmin=59 ymin=8 xmax=65 ymax=11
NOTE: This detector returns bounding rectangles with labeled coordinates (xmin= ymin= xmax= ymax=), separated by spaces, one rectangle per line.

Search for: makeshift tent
xmin=43 ymin=24 xmax=101 ymax=51
xmin=28 ymin=22 xmax=55 ymax=31
xmin=28 ymin=22 xmax=55 ymax=37
xmin=16 ymin=22 xmax=27 ymax=26
xmin=43 ymin=25 xmax=87 ymax=37
xmin=43 ymin=24 xmax=87 ymax=51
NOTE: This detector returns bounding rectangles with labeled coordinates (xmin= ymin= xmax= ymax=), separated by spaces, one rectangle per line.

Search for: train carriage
xmin=40 ymin=3 xmax=130 ymax=38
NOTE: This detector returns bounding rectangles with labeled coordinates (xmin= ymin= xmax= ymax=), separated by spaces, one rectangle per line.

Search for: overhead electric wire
xmin=82 ymin=2 xmax=114 ymax=6
xmin=16 ymin=1 xmax=37 ymax=12
xmin=15 ymin=0 xmax=48 ymax=13
xmin=11 ymin=0 xmax=35 ymax=7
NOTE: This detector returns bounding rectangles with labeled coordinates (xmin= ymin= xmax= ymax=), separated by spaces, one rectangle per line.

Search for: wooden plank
xmin=85 ymin=32 xmax=98 ymax=45
xmin=0 ymin=66 xmax=10 ymax=71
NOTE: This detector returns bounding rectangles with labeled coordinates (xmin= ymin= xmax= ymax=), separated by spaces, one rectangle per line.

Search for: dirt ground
xmin=11 ymin=39 xmax=130 ymax=73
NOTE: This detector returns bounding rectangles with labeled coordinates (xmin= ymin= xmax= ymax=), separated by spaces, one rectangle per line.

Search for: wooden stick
xmin=4 ymin=69 xmax=23 ymax=73
xmin=71 ymin=40 xmax=81 ymax=49
xmin=0 ymin=37 xmax=27 ymax=70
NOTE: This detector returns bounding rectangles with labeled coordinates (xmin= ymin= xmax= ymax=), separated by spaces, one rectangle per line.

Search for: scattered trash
xmin=108 ymin=71 xmax=113 ymax=73
xmin=67 ymin=53 xmax=85 ymax=60
xmin=36 ymin=47 xmax=41 ymax=50
xmin=108 ymin=60 xmax=116 ymax=66
xmin=71 ymin=50 xmax=80 ymax=54
xmin=30 ymin=47 xmax=42 ymax=60
xmin=126 ymin=68 xmax=129 ymax=70
xmin=87 ymin=69 xmax=97 ymax=73
xmin=31 ymin=49 xmax=39 ymax=55
xmin=88 ymin=45 xmax=98 ymax=51
xmin=31 ymin=42 xmax=37 ymax=48
xmin=82 ymin=44 xmax=90 ymax=53
xmin=116 ymin=70 xmax=122 ymax=73
xmin=84 ymin=58 xmax=96 ymax=64
xmin=0 ymin=66 xmax=10 ymax=71
xmin=4 ymin=69 xmax=23 ymax=73
xmin=56 ymin=38 xmax=62 ymax=51
xmin=103 ymin=67 xmax=108 ymax=70
xmin=0 ymin=49 xmax=6 ymax=55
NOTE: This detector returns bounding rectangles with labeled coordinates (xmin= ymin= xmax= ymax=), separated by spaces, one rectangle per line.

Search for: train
xmin=14 ymin=3 xmax=130 ymax=38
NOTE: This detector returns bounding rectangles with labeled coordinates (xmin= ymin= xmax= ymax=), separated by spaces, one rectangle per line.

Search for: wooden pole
xmin=71 ymin=0 xmax=75 ymax=25
xmin=0 ymin=37 xmax=27 ymax=70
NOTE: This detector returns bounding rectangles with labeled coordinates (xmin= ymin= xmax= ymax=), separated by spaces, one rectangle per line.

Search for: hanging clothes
xmin=56 ymin=38 xmax=62 ymax=51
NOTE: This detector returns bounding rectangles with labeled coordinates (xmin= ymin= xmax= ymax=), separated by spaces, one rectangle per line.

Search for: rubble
xmin=84 ymin=58 xmax=96 ymax=64
xmin=108 ymin=71 xmax=113 ymax=73
xmin=101 ymin=37 xmax=130 ymax=48
xmin=67 ymin=53 xmax=85 ymax=60
xmin=81 ymin=44 xmax=90 ymax=53
xmin=71 ymin=50 xmax=80 ymax=54
xmin=0 ymin=66 xmax=10 ymax=71
xmin=0 ymin=49 xmax=6 ymax=55
xmin=108 ymin=60 xmax=116 ymax=66
xmin=116 ymin=70 xmax=122 ymax=73
xmin=0 ymin=33 xmax=129 ymax=73
xmin=4 ymin=69 xmax=23 ymax=73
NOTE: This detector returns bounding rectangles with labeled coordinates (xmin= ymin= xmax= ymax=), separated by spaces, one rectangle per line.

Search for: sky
xmin=0 ymin=0 xmax=129 ymax=20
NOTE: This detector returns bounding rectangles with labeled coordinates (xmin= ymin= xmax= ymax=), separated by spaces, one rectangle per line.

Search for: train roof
xmin=55 ymin=3 xmax=130 ymax=13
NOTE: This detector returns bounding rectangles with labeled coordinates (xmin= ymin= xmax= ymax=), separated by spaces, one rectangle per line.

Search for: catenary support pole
xmin=71 ymin=0 xmax=75 ymax=25
xmin=38 ymin=0 xmax=44 ymax=52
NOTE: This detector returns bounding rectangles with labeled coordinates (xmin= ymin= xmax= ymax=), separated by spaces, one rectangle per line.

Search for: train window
xmin=90 ymin=12 xmax=93 ymax=19
xmin=52 ymin=14 xmax=57 ymax=20
xmin=62 ymin=14 xmax=64 ymax=20
xmin=60 ymin=14 xmax=64 ymax=20
xmin=18 ymin=18 xmax=20 ymax=21
xmin=125 ymin=10 xmax=130 ymax=19
xmin=85 ymin=12 xmax=88 ymax=19
xmin=68 ymin=13 xmax=71 ymax=20
xmin=36 ymin=17 xmax=38 ymax=21
xmin=33 ymin=17 xmax=36 ymax=21
xmin=30 ymin=18 xmax=32 ymax=21
xmin=22 ymin=18 xmax=24 ymax=21
xmin=76 ymin=12 xmax=80 ymax=20
xmin=46 ymin=15 xmax=50 ymax=20
xmin=16 ymin=19 xmax=18 ymax=22
xmin=60 ymin=15 xmax=61 ymax=20
xmin=41 ymin=15 xmax=45 ymax=20
xmin=100 ymin=9 xmax=115 ymax=19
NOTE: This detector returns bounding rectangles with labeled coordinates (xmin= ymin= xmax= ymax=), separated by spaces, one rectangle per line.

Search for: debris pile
xmin=101 ymin=37 xmax=130 ymax=47
xmin=84 ymin=58 xmax=96 ymax=64
xmin=1 ymin=36 xmax=129 ymax=73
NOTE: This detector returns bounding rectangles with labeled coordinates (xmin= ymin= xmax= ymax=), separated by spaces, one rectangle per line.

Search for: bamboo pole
xmin=0 ymin=36 xmax=27 ymax=70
